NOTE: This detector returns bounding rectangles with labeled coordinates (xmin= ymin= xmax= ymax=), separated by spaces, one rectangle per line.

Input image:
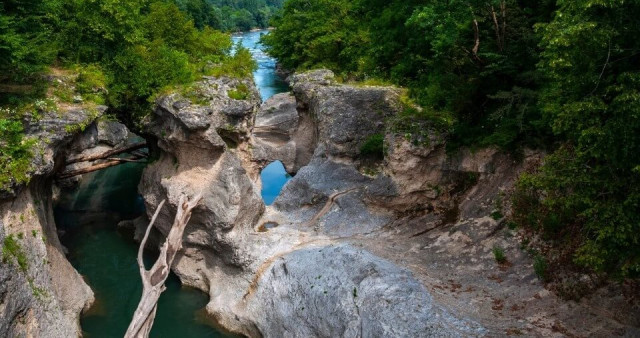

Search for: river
xmin=54 ymin=29 xmax=289 ymax=337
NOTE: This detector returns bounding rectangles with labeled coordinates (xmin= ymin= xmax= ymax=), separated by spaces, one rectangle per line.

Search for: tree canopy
xmin=265 ymin=0 xmax=640 ymax=278
xmin=0 ymin=0 xmax=261 ymax=191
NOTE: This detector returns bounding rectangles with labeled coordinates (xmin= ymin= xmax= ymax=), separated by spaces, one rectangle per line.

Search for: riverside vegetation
xmin=264 ymin=0 xmax=640 ymax=281
xmin=0 ymin=0 xmax=256 ymax=190
xmin=1 ymin=0 xmax=638 ymax=319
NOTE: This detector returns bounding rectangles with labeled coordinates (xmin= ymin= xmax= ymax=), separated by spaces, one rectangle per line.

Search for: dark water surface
xmin=55 ymin=30 xmax=291 ymax=337
xmin=55 ymin=164 xmax=226 ymax=337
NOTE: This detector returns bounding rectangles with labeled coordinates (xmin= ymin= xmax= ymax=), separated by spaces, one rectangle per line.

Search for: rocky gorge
xmin=135 ymin=69 xmax=639 ymax=337
xmin=1 ymin=65 xmax=639 ymax=337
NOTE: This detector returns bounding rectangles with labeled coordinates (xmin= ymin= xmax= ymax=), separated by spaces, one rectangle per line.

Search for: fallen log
xmin=66 ymin=142 xmax=147 ymax=164
xmin=57 ymin=156 xmax=146 ymax=179
xmin=58 ymin=159 xmax=122 ymax=179
xmin=125 ymin=194 xmax=202 ymax=338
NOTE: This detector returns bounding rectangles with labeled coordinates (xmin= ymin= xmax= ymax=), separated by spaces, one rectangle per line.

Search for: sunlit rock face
xmin=0 ymin=106 xmax=106 ymax=337
xmin=138 ymin=70 xmax=493 ymax=337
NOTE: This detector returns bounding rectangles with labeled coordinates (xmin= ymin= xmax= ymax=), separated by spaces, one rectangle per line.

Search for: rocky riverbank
xmin=137 ymin=69 xmax=639 ymax=336
xmin=0 ymin=101 xmax=136 ymax=336
xmin=1 ymin=69 xmax=637 ymax=337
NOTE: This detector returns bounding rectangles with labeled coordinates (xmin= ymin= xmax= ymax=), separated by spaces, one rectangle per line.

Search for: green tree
xmin=0 ymin=0 xmax=57 ymax=82
xmin=515 ymin=0 xmax=640 ymax=277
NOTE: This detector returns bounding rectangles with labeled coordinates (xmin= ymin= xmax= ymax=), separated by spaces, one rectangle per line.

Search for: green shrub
xmin=2 ymin=235 xmax=29 ymax=272
xmin=228 ymin=83 xmax=250 ymax=100
xmin=0 ymin=118 xmax=35 ymax=191
xmin=490 ymin=211 xmax=504 ymax=221
xmin=360 ymin=134 xmax=384 ymax=159
xmin=75 ymin=64 xmax=107 ymax=95
xmin=207 ymin=46 xmax=257 ymax=79
xmin=533 ymin=255 xmax=549 ymax=282
xmin=492 ymin=246 xmax=507 ymax=264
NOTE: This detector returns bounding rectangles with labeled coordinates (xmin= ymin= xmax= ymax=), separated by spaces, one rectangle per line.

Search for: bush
xmin=0 ymin=118 xmax=35 ymax=191
xmin=228 ymin=83 xmax=250 ymax=100
xmin=2 ymin=235 xmax=29 ymax=272
xmin=359 ymin=134 xmax=384 ymax=159
xmin=493 ymin=246 xmax=507 ymax=264
xmin=534 ymin=255 xmax=549 ymax=282
xmin=207 ymin=46 xmax=256 ymax=79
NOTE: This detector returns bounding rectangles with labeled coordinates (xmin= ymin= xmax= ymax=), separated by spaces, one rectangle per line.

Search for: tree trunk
xmin=124 ymin=194 xmax=202 ymax=338
xmin=57 ymin=156 xmax=146 ymax=179
xmin=66 ymin=142 xmax=147 ymax=164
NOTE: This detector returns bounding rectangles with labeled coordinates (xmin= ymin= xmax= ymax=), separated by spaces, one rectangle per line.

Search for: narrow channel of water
xmin=54 ymin=30 xmax=291 ymax=337
xmin=232 ymin=30 xmax=289 ymax=101
xmin=55 ymin=163 xmax=227 ymax=337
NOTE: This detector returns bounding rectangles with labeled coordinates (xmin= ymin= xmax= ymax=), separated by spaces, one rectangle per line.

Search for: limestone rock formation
xmin=251 ymin=92 xmax=315 ymax=174
xmin=0 ymin=106 xmax=102 ymax=337
xmin=138 ymin=69 xmax=639 ymax=337
xmin=139 ymin=71 xmax=486 ymax=337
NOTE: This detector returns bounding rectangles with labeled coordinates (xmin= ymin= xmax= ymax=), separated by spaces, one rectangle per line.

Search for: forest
xmin=176 ymin=0 xmax=284 ymax=31
xmin=264 ymin=0 xmax=640 ymax=279
xmin=0 ymin=0 xmax=257 ymax=190
xmin=1 ymin=0 xmax=639 ymax=283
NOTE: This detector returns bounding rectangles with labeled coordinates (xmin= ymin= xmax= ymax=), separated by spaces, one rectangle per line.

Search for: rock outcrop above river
xmin=139 ymin=70 xmax=639 ymax=337
xmin=0 ymin=105 xmax=105 ymax=337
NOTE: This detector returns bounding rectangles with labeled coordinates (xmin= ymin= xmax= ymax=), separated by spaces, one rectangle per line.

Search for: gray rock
xmin=251 ymin=92 xmax=316 ymax=174
xmin=0 ymin=177 xmax=94 ymax=337
xmin=137 ymin=70 xmax=638 ymax=337
xmin=139 ymin=75 xmax=265 ymax=273
xmin=1 ymin=106 xmax=106 ymax=200
xmin=291 ymin=70 xmax=402 ymax=160
xmin=247 ymin=244 xmax=484 ymax=337
xmin=97 ymin=120 xmax=129 ymax=147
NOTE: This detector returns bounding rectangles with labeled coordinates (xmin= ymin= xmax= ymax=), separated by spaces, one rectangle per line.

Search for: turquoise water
xmin=232 ymin=30 xmax=289 ymax=101
xmin=233 ymin=30 xmax=293 ymax=204
xmin=55 ymin=163 xmax=228 ymax=338
xmin=260 ymin=161 xmax=292 ymax=205
xmin=54 ymin=30 xmax=291 ymax=337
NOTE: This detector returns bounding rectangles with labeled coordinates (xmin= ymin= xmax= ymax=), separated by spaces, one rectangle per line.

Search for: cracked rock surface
xmin=139 ymin=70 xmax=639 ymax=337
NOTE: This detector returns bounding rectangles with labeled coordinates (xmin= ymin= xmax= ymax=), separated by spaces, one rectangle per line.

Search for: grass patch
xmin=2 ymin=235 xmax=29 ymax=272
xmin=493 ymin=246 xmax=507 ymax=264
xmin=28 ymin=277 xmax=48 ymax=301
xmin=360 ymin=133 xmax=384 ymax=159
xmin=228 ymin=83 xmax=250 ymax=100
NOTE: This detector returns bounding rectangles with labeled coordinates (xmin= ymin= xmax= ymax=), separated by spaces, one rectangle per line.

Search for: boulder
xmin=97 ymin=120 xmax=129 ymax=147
xmin=291 ymin=70 xmax=402 ymax=161
xmin=251 ymin=92 xmax=316 ymax=174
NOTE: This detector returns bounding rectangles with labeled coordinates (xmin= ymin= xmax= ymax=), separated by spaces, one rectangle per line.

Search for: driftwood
xmin=66 ymin=142 xmax=147 ymax=164
xmin=57 ymin=156 xmax=146 ymax=179
xmin=124 ymin=194 xmax=202 ymax=338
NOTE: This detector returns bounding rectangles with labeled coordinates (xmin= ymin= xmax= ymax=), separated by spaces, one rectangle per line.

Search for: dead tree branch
xmin=57 ymin=156 xmax=146 ymax=179
xmin=66 ymin=142 xmax=147 ymax=164
xmin=125 ymin=194 xmax=202 ymax=338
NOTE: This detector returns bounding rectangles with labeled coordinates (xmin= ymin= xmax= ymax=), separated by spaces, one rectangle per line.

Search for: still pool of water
xmin=54 ymin=30 xmax=292 ymax=337
xmin=260 ymin=161 xmax=292 ymax=205
xmin=55 ymin=163 xmax=230 ymax=338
